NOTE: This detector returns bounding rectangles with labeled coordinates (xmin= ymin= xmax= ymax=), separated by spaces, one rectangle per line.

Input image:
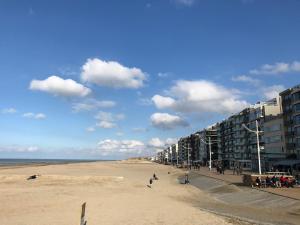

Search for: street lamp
xmin=199 ymin=136 xmax=213 ymax=171
xmin=181 ymin=143 xmax=191 ymax=169
xmin=242 ymin=120 xmax=263 ymax=175
xmin=195 ymin=133 xmax=219 ymax=171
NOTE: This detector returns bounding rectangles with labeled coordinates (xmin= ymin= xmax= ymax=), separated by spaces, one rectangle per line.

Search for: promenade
xmin=190 ymin=166 xmax=300 ymax=201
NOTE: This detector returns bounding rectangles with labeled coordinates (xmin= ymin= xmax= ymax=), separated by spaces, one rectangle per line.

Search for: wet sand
xmin=0 ymin=160 xmax=236 ymax=225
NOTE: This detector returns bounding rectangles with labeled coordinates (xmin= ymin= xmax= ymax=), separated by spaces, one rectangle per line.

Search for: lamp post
xmin=242 ymin=120 xmax=263 ymax=175
xmin=181 ymin=143 xmax=191 ymax=169
xmin=199 ymin=137 xmax=212 ymax=170
xmin=195 ymin=133 xmax=219 ymax=171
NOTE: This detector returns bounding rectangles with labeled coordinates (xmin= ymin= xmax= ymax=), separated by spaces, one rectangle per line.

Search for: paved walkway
xmin=184 ymin=166 xmax=300 ymax=201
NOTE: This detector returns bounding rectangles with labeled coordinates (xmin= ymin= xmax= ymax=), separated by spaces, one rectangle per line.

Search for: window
xmin=265 ymin=135 xmax=281 ymax=144
xmin=294 ymin=103 xmax=300 ymax=113
xmin=295 ymin=127 xmax=300 ymax=136
xmin=296 ymin=138 xmax=300 ymax=148
xmin=294 ymin=115 xmax=300 ymax=125
xmin=293 ymin=92 xmax=300 ymax=101
xmin=265 ymin=124 xmax=281 ymax=132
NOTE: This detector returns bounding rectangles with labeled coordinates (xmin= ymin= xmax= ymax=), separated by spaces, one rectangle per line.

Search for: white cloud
xmin=172 ymin=0 xmax=195 ymax=6
xmin=249 ymin=61 xmax=300 ymax=75
xmin=72 ymin=99 xmax=116 ymax=112
xmin=86 ymin=126 xmax=96 ymax=132
xmin=262 ymin=85 xmax=285 ymax=100
xmin=0 ymin=145 xmax=39 ymax=153
xmin=97 ymin=139 xmax=145 ymax=156
xmin=96 ymin=121 xmax=116 ymax=129
xmin=152 ymin=80 xmax=249 ymax=115
xmin=148 ymin=137 xmax=165 ymax=148
xmin=94 ymin=111 xmax=124 ymax=129
xmin=147 ymin=137 xmax=178 ymax=153
xmin=1 ymin=108 xmax=17 ymax=114
xmin=30 ymin=75 xmax=91 ymax=97
xmin=81 ymin=58 xmax=146 ymax=89
xmin=150 ymin=112 xmax=189 ymax=130
xmin=152 ymin=95 xmax=175 ymax=109
xmin=23 ymin=112 xmax=46 ymax=120
xmin=95 ymin=111 xmax=114 ymax=122
xmin=231 ymin=75 xmax=261 ymax=86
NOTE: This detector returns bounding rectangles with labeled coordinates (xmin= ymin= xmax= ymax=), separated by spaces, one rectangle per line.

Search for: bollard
xmin=80 ymin=202 xmax=87 ymax=225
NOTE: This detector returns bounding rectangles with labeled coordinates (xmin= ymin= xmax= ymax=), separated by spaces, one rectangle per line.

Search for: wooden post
xmin=80 ymin=202 xmax=87 ymax=225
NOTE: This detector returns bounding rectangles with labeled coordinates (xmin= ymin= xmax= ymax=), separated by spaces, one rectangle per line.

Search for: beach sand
xmin=0 ymin=160 xmax=234 ymax=225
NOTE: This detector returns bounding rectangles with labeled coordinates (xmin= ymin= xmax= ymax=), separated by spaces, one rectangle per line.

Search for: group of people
xmin=216 ymin=165 xmax=225 ymax=174
xmin=233 ymin=166 xmax=243 ymax=175
xmin=254 ymin=175 xmax=296 ymax=188
xmin=148 ymin=173 xmax=159 ymax=188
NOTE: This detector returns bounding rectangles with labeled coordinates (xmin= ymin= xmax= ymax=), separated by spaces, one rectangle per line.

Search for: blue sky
xmin=0 ymin=0 xmax=300 ymax=159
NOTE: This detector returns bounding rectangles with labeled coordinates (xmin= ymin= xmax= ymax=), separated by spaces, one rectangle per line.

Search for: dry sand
xmin=0 ymin=160 xmax=235 ymax=225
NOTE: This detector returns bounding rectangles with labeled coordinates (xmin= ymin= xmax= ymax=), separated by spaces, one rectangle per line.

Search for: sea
xmin=0 ymin=158 xmax=101 ymax=167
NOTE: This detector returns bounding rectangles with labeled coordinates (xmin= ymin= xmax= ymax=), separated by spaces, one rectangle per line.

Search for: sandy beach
xmin=0 ymin=160 xmax=236 ymax=225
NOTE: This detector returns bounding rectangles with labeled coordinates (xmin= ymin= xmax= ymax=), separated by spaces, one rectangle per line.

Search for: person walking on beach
xmin=149 ymin=178 xmax=153 ymax=188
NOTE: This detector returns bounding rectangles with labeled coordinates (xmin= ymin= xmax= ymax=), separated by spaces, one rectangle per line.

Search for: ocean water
xmin=0 ymin=158 xmax=99 ymax=167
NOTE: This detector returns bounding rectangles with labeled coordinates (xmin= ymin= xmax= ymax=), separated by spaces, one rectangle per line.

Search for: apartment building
xmin=280 ymin=84 xmax=300 ymax=159
xmin=156 ymin=84 xmax=299 ymax=172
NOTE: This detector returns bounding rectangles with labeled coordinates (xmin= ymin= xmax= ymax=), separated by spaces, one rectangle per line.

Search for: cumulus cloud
xmin=72 ymin=99 xmax=116 ymax=112
xmin=81 ymin=58 xmax=146 ymax=89
xmin=148 ymin=137 xmax=165 ymax=148
xmin=249 ymin=61 xmax=300 ymax=75
xmin=231 ymin=75 xmax=261 ymax=86
xmin=94 ymin=111 xmax=125 ymax=129
xmin=0 ymin=145 xmax=39 ymax=153
xmin=97 ymin=139 xmax=145 ymax=156
xmin=262 ymin=85 xmax=285 ymax=100
xmin=147 ymin=137 xmax=178 ymax=153
xmin=150 ymin=112 xmax=189 ymax=130
xmin=23 ymin=112 xmax=46 ymax=120
xmin=152 ymin=80 xmax=249 ymax=115
xmin=152 ymin=95 xmax=175 ymax=109
xmin=1 ymin=108 xmax=17 ymax=114
xmin=30 ymin=75 xmax=91 ymax=97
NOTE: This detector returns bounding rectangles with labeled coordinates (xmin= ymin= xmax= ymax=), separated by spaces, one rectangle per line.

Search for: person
xmin=280 ymin=175 xmax=285 ymax=187
xmin=255 ymin=177 xmax=261 ymax=188
xmin=27 ymin=174 xmax=39 ymax=180
xmin=265 ymin=176 xmax=271 ymax=187
xmin=185 ymin=173 xmax=189 ymax=184
xmin=271 ymin=176 xmax=276 ymax=187
xmin=149 ymin=178 xmax=153 ymax=188
xmin=221 ymin=166 xmax=225 ymax=175
xmin=275 ymin=176 xmax=281 ymax=188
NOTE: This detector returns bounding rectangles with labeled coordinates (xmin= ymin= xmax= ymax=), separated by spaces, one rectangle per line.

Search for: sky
xmin=0 ymin=0 xmax=300 ymax=159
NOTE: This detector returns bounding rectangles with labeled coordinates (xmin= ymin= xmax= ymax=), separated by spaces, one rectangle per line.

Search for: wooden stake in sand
xmin=80 ymin=202 xmax=87 ymax=225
